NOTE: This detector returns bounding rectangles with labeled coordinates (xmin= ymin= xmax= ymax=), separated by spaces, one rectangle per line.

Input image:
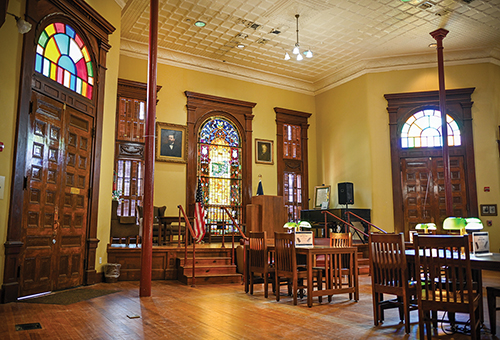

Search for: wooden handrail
xmin=222 ymin=207 xmax=248 ymax=266
xmin=177 ymin=205 xmax=197 ymax=287
xmin=345 ymin=211 xmax=387 ymax=234
xmin=321 ymin=210 xmax=369 ymax=242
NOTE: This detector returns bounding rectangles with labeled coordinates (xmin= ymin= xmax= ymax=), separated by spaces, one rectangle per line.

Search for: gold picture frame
xmin=313 ymin=185 xmax=331 ymax=209
xmin=155 ymin=122 xmax=187 ymax=163
xmin=255 ymin=139 xmax=273 ymax=165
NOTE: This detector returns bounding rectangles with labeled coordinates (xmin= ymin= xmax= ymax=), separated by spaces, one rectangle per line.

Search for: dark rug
xmin=21 ymin=288 xmax=120 ymax=305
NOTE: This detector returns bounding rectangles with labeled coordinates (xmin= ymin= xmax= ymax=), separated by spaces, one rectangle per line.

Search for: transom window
xmin=198 ymin=117 xmax=242 ymax=235
xmin=35 ymin=22 xmax=94 ymax=99
xmin=401 ymin=109 xmax=461 ymax=148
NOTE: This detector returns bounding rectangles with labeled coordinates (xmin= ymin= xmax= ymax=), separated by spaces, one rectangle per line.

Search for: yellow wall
xmin=0 ymin=0 xmax=25 ymax=286
xmin=316 ymin=63 xmax=500 ymax=252
xmin=118 ymin=55 xmax=317 ymax=216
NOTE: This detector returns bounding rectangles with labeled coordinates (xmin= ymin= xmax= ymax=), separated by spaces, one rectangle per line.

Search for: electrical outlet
xmin=99 ymin=257 xmax=102 ymax=264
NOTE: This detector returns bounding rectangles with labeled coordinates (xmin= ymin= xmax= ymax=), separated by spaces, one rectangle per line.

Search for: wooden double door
xmin=19 ymin=91 xmax=93 ymax=297
xmin=402 ymin=156 xmax=468 ymax=233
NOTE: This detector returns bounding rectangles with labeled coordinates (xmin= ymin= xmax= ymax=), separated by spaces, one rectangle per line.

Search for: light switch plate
xmin=0 ymin=176 xmax=5 ymax=199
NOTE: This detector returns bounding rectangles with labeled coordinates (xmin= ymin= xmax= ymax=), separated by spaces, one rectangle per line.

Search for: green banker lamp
xmin=283 ymin=221 xmax=298 ymax=233
xmin=443 ymin=217 xmax=467 ymax=235
xmin=415 ymin=223 xmax=437 ymax=234
xmin=298 ymin=221 xmax=312 ymax=231
xmin=465 ymin=217 xmax=484 ymax=233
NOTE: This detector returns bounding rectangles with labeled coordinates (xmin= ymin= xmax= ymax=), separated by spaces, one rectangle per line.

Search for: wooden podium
xmin=246 ymin=195 xmax=287 ymax=236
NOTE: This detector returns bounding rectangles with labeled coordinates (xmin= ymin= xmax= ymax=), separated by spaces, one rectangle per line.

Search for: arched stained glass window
xmin=34 ymin=22 xmax=94 ymax=99
xmin=401 ymin=109 xmax=461 ymax=148
xmin=198 ymin=117 xmax=242 ymax=235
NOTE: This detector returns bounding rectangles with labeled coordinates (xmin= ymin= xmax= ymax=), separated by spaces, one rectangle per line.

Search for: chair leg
xmin=418 ymin=307 xmax=426 ymax=340
xmin=372 ymin=291 xmax=380 ymax=326
xmin=250 ymin=272 xmax=254 ymax=295
xmin=487 ymin=287 xmax=498 ymax=335
xmin=276 ymin=274 xmax=280 ymax=302
xmin=293 ymin=279 xmax=298 ymax=305
xmin=424 ymin=310 xmax=432 ymax=340
xmin=264 ymin=272 xmax=268 ymax=299
xmin=404 ymin=295 xmax=411 ymax=334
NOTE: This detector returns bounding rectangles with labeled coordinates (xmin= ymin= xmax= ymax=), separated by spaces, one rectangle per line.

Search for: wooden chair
xmin=249 ymin=231 xmax=273 ymax=298
xmin=369 ymin=232 xmax=417 ymax=334
xmin=330 ymin=232 xmax=352 ymax=248
xmin=414 ymin=234 xmax=481 ymax=340
xmin=486 ymin=286 xmax=500 ymax=335
xmin=274 ymin=232 xmax=321 ymax=305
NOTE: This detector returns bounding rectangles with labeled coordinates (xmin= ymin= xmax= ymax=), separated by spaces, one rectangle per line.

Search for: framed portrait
xmin=255 ymin=139 xmax=273 ymax=165
xmin=313 ymin=185 xmax=331 ymax=209
xmin=480 ymin=204 xmax=497 ymax=216
xmin=155 ymin=122 xmax=187 ymax=163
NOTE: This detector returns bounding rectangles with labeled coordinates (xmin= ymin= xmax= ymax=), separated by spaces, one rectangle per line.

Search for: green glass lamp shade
xmin=298 ymin=221 xmax=312 ymax=229
xmin=442 ymin=217 xmax=467 ymax=230
xmin=283 ymin=222 xmax=298 ymax=229
xmin=415 ymin=223 xmax=437 ymax=230
xmin=465 ymin=217 xmax=483 ymax=231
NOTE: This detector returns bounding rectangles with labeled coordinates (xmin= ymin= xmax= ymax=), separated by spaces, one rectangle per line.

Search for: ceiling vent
xmin=256 ymin=38 xmax=269 ymax=44
xmin=270 ymin=29 xmax=281 ymax=35
xmin=418 ymin=1 xmax=434 ymax=10
xmin=435 ymin=9 xmax=452 ymax=16
xmin=462 ymin=0 xmax=475 ymax=3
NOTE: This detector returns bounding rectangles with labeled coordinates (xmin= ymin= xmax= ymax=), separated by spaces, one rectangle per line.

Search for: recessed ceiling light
xmin=237 ymin=44 xmax=245 ymax=48
xmin=428 ymin=42 xmax=437 ymax=48
xmin=194 ymin=21 xmax=206 ymax=27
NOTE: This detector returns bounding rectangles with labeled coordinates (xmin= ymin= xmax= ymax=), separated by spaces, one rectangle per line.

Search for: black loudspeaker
xmin=338 ymin=182 xmax=354 ymax=205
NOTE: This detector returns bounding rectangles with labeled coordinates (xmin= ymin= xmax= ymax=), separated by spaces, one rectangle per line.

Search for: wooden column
xmin=430 ymin=28 xmax=452 ymax=216
xmin=140 ymin=0 xmax=158 ymax=297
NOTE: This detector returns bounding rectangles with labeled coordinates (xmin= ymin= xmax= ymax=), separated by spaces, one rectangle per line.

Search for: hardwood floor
xmin=1 ymin=271 xmax=499 ymax=339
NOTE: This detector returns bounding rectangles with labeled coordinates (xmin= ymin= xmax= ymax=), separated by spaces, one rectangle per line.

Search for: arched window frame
xmin=197 ymin=117 xmax=243 ymax=235
xmin=400 ymin=109 xmax=461 ymax=148
xmin=34 ymin=22 xmax=95 ymax=99
xmin=185 ymin=91 xmax=255 ymax=235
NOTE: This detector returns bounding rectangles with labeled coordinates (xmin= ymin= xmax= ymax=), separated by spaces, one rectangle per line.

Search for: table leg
xmin=307 ymin=251 xmax=313 ymax=307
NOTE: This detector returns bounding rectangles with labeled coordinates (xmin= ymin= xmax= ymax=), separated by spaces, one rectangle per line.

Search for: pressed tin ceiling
xmin=119 ymin=0 xmax=500 ymax=94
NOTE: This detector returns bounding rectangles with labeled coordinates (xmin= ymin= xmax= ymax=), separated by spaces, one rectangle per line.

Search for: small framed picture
xmin=255 ymin=139 xmax=273 ymax=165
xmin=480 ymin=204 xmax=497 ymax=216
xmin=155 ymin=122 xmax=187 ymax=163
xmin=314 ymin=185 xmax=331 ymax=209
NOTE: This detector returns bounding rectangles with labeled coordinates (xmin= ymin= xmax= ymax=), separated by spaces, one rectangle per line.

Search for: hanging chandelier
xmin=284 ymin=14 xmax=313 ymax=61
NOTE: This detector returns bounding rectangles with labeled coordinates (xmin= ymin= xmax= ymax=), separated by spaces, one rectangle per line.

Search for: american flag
xmin=194 ymin=179 xmax=206 ymax=243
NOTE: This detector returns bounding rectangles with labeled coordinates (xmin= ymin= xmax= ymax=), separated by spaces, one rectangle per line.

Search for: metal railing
xmin=345 ymin=211 xmax=387 ymax=234
xmin=322 ymin=210 xmax=369 ymax=243
xmin=222 ymin=207 xmax=248 ymax=266
xmin=177 ymin=205 xmax=197 ymax=287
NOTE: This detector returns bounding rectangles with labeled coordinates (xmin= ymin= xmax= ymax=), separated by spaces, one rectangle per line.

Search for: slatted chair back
xmin=248 ymin=231 xmax=273 ymax=298
xmin=369 ymin=232 xmax=416 ymax=334
xmin=414 ymin=234 xmax=481 ymax=340
xmin=329 ymin=232 xmax=352 ymax=247
xmin=274 ymin=232 xmax=296 ymax=277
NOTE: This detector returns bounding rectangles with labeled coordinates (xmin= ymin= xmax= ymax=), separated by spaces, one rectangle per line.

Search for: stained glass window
xmin=198 ymin=117 xmax=242 ymax=235
xmin=401 ymin=109 xmax=461 ymax=148
xmin=34 ymin=23 xmax=94 ymax=99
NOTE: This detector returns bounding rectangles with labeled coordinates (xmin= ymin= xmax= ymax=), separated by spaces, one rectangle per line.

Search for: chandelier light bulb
xmin=296 ymin=53 xmax=303 ymax=61
xmin=305 ymin=50 xmax=313 ymax=58
xmin=284 ymin=52 xmax=291 ymax=60
xmin=293 ymin=44 xmax=300 ymax=55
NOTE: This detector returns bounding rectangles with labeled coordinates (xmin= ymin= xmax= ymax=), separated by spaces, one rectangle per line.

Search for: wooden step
xmin=357 ymin=258 xmax=370 ymax=266
xmin=180 ymin=273 xmax=242 ymax=285
xmin=358 ymin=264 xmax=370 ymax=275
xmin=178 ymin=256 xmax=233 ymax=266
xmin=179 ymin=264 xmax=237 ymax=276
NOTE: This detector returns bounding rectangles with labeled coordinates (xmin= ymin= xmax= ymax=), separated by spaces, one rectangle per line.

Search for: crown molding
xmin=120 ymin=39 xmax=315 ymax=95
xmin=114 ymin=0 xmax=126 ymax=9
xmin=120 ymin=39 xmax=500 ymax=96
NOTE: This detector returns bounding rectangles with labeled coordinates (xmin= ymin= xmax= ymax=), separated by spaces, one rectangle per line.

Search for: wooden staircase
xmin=354 ymin=242 xmax=370 ymax=275
xmin=176 ymin=248 xmax=242 ymax=285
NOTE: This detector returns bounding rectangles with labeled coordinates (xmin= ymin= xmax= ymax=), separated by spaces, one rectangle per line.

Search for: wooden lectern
xmin=246 ymin=195 xmax=287 ymax=235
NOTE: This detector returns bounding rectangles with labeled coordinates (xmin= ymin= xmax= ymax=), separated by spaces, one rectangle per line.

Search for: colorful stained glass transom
xmin=198 ymin=117 xmax=242 ymax=233
xmin=401 ymin=109 xmax=461 ymax=148
xmin=35 ymin=23 xmax=94 ymax=99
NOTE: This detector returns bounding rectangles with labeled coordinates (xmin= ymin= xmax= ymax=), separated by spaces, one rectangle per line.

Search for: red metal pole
xmin=139 ymin=0 xmax=158 ymax=297
xmin=430 ymin=28 xmax=453 ymax=217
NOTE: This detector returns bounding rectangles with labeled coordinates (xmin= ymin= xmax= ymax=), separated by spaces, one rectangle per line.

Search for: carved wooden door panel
xmin=20 ymin=91 xmax=92 ymax=296
xmin=402 ymin=156 xmax=467 ymax=234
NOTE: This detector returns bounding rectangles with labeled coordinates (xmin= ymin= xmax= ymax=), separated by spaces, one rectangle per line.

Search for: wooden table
xmin=406 ymin=249 xmax=500 ymax=323
xmin=244 ymin=244 xmax=359 ymax=307
xmin=298 ymin=245 xmax=359 ymax=307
